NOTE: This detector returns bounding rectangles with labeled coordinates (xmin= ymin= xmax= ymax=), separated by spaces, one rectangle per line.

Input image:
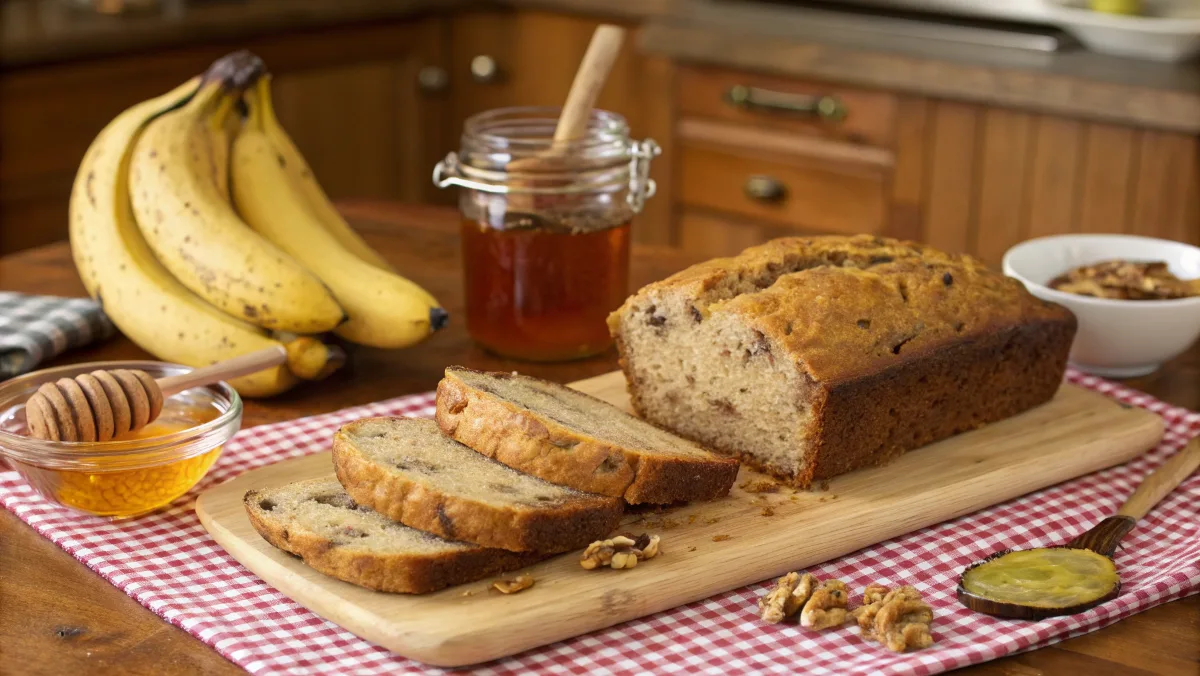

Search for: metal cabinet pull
xmin=417 ymin=66 xmax=449 ymax=94
xmin=744 ymin=175 xmax=787 ymax=203
xmin=470 ymin=55 xmax=501 ymax=84
xmin=725 ymin=85 xmax=846 ymax=122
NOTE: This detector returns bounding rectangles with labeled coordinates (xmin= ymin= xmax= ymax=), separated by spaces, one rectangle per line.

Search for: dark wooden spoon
xmin=957 ymin=436 xmax=1200 ymax=620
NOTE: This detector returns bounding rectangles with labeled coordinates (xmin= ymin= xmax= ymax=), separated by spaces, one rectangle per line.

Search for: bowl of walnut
xmin=1003 ymin=234 xmax=1200 ymax=378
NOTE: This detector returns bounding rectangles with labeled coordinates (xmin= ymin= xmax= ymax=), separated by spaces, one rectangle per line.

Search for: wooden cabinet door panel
xmin=678 ymin=141 xmax=887 ymax=236
xmin=677 ymin=65 xmax=897 ymax=148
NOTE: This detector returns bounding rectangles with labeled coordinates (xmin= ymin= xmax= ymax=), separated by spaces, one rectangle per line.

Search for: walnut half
xmin=580 ymin=533 xmax=661 ymax=570
xmin=757 ymin=572 xmax=818 ymax=623
xmin=850 ymin=585 xmax=934 ymax=652
xmin=492 ymin=574 xmax=534 ymax=594
xmin=800 ymin=579 xmax=850 ymax=630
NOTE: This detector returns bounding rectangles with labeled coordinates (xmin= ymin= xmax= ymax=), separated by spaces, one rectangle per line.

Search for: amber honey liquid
xmin=16 ymin=400 xmax=223 ymax=518
xmin=461 ymin=214 xmax=631 ymax=361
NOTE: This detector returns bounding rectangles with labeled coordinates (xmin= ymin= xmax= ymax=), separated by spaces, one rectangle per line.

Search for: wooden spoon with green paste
xmin=957 ymin=436 xmax=1200 ymax=620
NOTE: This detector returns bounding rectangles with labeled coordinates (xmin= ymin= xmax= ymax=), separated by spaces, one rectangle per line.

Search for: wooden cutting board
xmin=196 ymin=372 xmax=1163 ymax=667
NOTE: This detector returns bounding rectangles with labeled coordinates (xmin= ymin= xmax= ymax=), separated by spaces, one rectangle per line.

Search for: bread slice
xmin=332 ymin=417 xmax=623 ymax=553
xmin=435 ymin=367 xmax=740 ymax=505
xmin=244 ymin=477 xmax=541 ymax=594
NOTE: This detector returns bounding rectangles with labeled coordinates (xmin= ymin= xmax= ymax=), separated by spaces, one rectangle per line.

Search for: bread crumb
xmin=461 ymin=589 xmax=476 ymax=597
xmin=687 ymin=546 xmax=697 ymax=552
xmin=761 ymin=506 xmax=775 ymax=516
xmin=706 ymin=517 xmax=722 ymax=525
xmin=740 ymin=479 xmax=780 ymax=494
xmin=712 ymin=534 xmax=732 ymax=542
xmin=789 ymin=495 xmax=798 ymax=502
xmin=820 ymin=480 xmax=831 ymax=492
xmin=688 ymin=514 xmax=698 ymax=524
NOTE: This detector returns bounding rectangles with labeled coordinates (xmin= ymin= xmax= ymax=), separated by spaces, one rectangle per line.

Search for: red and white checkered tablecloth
xmin=3 ymin=369 xmax=1198 ymax=675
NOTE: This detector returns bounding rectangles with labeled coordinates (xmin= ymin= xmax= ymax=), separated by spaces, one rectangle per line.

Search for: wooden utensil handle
xmin=1116 ymin=436 xmax=1200 ymax=520
xmin=553 ymin=24 xmax=626 ymax=144
xmin=156 ymin=346 xmax=288 ymax=396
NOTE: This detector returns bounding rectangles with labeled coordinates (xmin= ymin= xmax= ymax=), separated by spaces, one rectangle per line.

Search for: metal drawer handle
xmin=470 ymin=55 xmax=502 ymax=84
xmin=744 ymin=175 xmax=787 ymax=203
xmin=725 ymin=85 xmax=846 ymax=122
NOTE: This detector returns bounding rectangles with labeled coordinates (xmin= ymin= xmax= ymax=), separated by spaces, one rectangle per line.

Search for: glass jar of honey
xmin=434 ymin=107 xmax=659 ymax=361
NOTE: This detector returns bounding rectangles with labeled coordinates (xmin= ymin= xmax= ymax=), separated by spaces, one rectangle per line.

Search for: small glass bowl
xmin=0 ymin=360 xmax=242 ymax=518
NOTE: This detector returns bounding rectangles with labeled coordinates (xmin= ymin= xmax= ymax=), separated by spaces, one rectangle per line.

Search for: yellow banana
xmin=128 ymin=59 xmax=345 ymax=334
xmin=69 ymin=78 xmax=298 ymax=397
xmin=69 ymin=67 xmax=345 ymax=397
xmin=254 ymin=74 xmax=395 ymax=273
xmin=232 ymin=80 xmax=448 ymax=349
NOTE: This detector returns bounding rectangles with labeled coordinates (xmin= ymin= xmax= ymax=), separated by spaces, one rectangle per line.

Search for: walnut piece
xmin=1049 ymin=259 xmax=1199 ymax=300
xmin=800 ymin=579 xmax=850 ymax=630
xmin=492 ymin=574 xmax=534 ymax=594
xmin=580 ymin=533 xmax=661 ymax=570
xmin=850 ymin=585 xmax=934 ymax=652
xmin=757 ymin=572 xmax=818 ymax=623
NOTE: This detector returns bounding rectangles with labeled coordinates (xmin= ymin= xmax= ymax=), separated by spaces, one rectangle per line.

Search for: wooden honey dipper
xmin=24 ymin=346 xmax=287 ymax=442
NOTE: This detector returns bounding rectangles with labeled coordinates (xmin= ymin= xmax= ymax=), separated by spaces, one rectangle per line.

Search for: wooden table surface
xmin=1 ymin=203 xmax=1197 ymax=675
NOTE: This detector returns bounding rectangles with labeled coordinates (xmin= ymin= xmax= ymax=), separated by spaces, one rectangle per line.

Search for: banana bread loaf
xmin=607 ymin=235 xmax=1076 ymax=488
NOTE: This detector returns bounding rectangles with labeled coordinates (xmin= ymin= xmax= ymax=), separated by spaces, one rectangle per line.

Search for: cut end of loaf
xmin=612 ymin=290 xmax=817 ymax=485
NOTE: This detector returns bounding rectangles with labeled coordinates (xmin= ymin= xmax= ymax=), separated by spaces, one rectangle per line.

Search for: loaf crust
xmin=332 ymin=417 xmax=624 ymax=553
xmin=244 ymin=477 xmax=541 ymax=594
xmin=435 ymin=368 xmax=740 ymax=505
xmin=609 ymin=235 xmax=1077 ymax=487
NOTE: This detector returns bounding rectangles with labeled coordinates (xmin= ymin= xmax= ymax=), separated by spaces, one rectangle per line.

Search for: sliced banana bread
xmin=332 ymin=417 xmax=623 ymax=553
xmin=244 ymin=477 xmax=541 ymax=593
xmin=435 ymin=367 xmax=740 ymax=505
xmin=607 ymin=234 xmax=1076 ymax=488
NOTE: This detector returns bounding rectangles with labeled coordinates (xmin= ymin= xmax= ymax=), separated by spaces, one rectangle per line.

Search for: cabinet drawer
xmin=677 ymin=133 xmax=888 ymax=236
xmin=678 ymin=66 xmax=897 ymax=148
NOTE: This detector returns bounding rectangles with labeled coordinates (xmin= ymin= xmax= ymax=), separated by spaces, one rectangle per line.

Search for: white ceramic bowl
xmin=1002 ymin=234 xmax=1200 ymax=378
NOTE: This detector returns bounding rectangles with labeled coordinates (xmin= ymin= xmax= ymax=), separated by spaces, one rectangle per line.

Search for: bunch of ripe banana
xmin=69 ymin=51 xmax=447 ymax=397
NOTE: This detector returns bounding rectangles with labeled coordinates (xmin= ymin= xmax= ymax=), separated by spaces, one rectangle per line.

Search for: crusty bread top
xmin=335 ymin=417 xmax=619 ymax=510
xmin=245 ymin=476 xmax=478 ymax=555
xmin=446 ymin=367 xmax=720 ymax=461
xmin=609 ymin=235 xmax=1075 ymax=383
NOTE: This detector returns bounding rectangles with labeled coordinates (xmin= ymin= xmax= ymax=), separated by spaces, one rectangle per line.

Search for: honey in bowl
xmin=9 ymin=394 xmax=226 ymax=518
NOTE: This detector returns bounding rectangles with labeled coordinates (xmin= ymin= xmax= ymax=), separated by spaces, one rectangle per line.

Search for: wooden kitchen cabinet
xmin=0 ymin=17 xmax=451 ymax=255
xmin=668 ymin=64 xmax=1200 ymax=266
